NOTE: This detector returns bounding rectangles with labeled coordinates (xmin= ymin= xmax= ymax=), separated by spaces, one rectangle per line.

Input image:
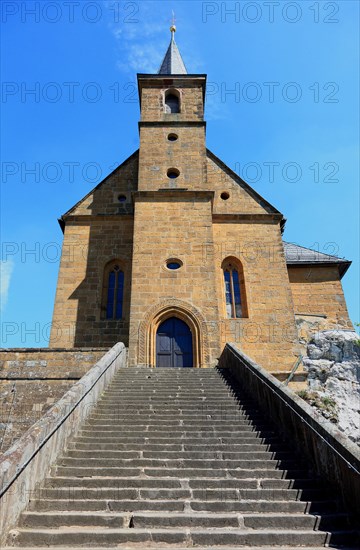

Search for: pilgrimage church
xmin=1 ymin=26 xmax=359 ymax=550
xmin=49 ymin=26 xmax=352 ymax=372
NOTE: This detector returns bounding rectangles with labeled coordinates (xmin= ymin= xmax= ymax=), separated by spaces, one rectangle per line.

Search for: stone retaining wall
xmin=219 ymin=343 xmax=360 ymax=517
xmin=0 ymin=348 xmax=108 ymax=453
xmin=0 ymin=342 xmax=126 ymax=545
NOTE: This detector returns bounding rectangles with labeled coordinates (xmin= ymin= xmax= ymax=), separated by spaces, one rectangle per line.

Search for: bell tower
xmin=137 ymin=25 xmax=208 ymax=191
xmin=128 ymin=26 xmax=220 ymax=367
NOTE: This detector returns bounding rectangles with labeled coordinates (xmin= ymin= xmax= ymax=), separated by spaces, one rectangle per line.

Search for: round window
xmin=168 ymin=133 xmax=178 ymax=142
xmin=165 ymin=259 xmax=183 ymax=270
xmin=167 ymin=168 xmax=180 ymax=179
xmin=118 ymin=194 xmax=127 ymax=202
xmin=220 ymin=192 xmax=230 ymax=200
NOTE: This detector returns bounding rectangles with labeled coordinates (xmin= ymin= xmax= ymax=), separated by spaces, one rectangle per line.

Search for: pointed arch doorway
xmin=156 ymin=317 xmax=193 ymax=368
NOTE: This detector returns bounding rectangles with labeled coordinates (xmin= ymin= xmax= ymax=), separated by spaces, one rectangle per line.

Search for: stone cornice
xmin=62 ymin=214 xmax=134 ymax=225
xmin=139 ymin=121 xmax=206 ymax=128
xmin=212 ymin=213 xmax=283 ymax=224
xmin=133 ymin=190 xmax=214 ymax=201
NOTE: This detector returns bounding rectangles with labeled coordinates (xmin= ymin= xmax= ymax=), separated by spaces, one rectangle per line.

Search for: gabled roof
xmin=59 ymin=148 xmax=285 ymax=230
xmin=207 ymin=148 xmax=285 ymax=222
xmin=283 ymin=242 xmax=351 ymax=278
xmin=158 ymin=28 xmax=187 ymax=75
xmin=58 ymin=150 xmax=139 ymax=231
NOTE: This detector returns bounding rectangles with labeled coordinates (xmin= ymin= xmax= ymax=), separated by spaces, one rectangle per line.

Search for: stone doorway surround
xmin=137 ymin=299 xmax=210 ymax=368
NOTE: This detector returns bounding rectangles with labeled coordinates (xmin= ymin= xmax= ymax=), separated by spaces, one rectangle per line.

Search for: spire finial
xmin=158 ymin=14 xmax=187 ymax=75
xmin=170 ymin=11 xmax=176 ymax=35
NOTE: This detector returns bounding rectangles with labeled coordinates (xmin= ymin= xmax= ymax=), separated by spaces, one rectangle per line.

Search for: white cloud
xmin=0 ymin=260 xmax=14 ymax=313
xmin=108 ymin=2 xmax=169 ymax=75
xmin=107 ymin=3 xmax=219 ymax=115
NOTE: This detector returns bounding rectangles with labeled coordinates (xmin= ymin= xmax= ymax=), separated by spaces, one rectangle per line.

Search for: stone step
xmin=4 ymin=547 xmax=358 ymax=550
xmin=76 ymin=433 xmax=278 ymax=442
xmin=98 ymin=395 xmax=246 ymax=401
xmin=99 ymin=395 xmax=248 ymax=401
xmin=107 ymin=390 xmax=242 ymax=395
xmin=108 ymin=384 xmax=236 ymax=389
xmin=69 ymin=442 xmax=285 ymax=452
xmin=65 ymin=450 xmax=295 ymax=461
xmin=8 ymin=527 xmax=356 ymax=547
xmin=94 ymin=406 xmax=258 ymax=415
xmin=97 ymin=394 xmax=247 ymax=401
xmin=8 ymin=365 xmax=358 ymax=549
xmin=56 ymin=457 xmax=304 ymax=470
xmin=38 ymin=486 xmax=330 ymax=502
xmin=109 ymin=379 xmax=229 ymax=383
xmin=44 ymin=477 xmax=182 ymax=488
xmin=74 ymin=438 xmax=278 ymax=446
xmin=96 ymin=411 xmax=257 ymax=419
xmin=97 ymin=398 xmax=244 ymax=403
xmin=108 ymin=383 xmax=234 ymax=389
xmin=108 ymin=386 xmax=242 ymax=390
xmin=43 ymin=476 xmax=323 ymax=490
xmin=88 ymin=410 xmax=261 ymax=419
xmin=108 ymin=376 xmax=230 ymax=380
xmin=102 ymin=381 xmax=242 ymax=386
xmin=93 ymin=414 xmax=258 ymax=422
xmin=19 ymin=512 xmax=237 ymax=529
xmin=82 ymin=418 xmax=265 ymax=426
xmin=94 ymin=403 xmax=249 ymax=410
xmin=79 ymin=426 xmax=274 ymax=435
xmin=89 ymin=408 xmax=260 ymax=416
xmin=83 ymin=417 xmax=270 ymax=431
xmin=52 ymin=466 xmax=312 ymax=480
xmin=105 ymin=390 xmax=242 ymax=394
xmin=29 ymin=498 xmax=341 ymax=514
xmin=18 ymin=511 xmax=352 ymax=530
xmin=104 ymin=399 xmax=246 ymax=404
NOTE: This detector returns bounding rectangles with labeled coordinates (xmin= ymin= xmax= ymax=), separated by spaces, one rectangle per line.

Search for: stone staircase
xmin=6 ymin=367 xmax=359 ymax=548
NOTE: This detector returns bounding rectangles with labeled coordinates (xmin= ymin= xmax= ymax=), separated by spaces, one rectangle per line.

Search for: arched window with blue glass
xmin=222 ymin=257 xmax=248 ymax=319
xmin=102 ymin=261 xmax=124 ymax=320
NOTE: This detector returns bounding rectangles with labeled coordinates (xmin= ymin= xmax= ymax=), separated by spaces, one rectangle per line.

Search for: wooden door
xmin=156 ymin=317 xmax=193 ymax=368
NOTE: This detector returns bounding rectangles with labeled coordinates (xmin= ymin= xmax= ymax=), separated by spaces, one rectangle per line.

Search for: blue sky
xmin=1 ymin=0 xmax=359 ymax=347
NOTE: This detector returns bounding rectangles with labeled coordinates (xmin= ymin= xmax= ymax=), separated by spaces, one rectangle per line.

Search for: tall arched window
xmin=164 ymin=90 xmax=180 ymax=113
xmin=103 ymin=261 xmax=124 ymax=320
xmin=222 ymin=258 xmax=248 ymax=318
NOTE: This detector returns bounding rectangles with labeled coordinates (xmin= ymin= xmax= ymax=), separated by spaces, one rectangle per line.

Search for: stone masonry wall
xmin=50 ymin=153 xmax=138 ymax=348
xmin=213 ymin=222 xmax=299 ymax=371
xmin=128 ymin=192 xmax=221 ymax=368
xmin=140 ymin=81 xmax=204 ymax=123
xmin=288 ymin=265 xmax=352 ymax=328
xmin=50 ymin=218 xmax=134 ymax=348
xmin=0 ymin=349 xmax=107 ymax=453
xmin=288 ymin=265 xmax=353 ymax=353
xmin=138 ymin=124 xmax=206 ymax=191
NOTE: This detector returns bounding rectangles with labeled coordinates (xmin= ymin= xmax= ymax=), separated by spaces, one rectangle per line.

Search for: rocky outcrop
xmin=301 ymin=330 xmax=360 ymax=445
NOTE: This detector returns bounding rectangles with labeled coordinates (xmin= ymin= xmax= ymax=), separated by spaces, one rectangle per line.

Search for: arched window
xmin=222 ymin=258 xmax=248 ymax=318
xmin=103 ymin=262 xmax=124 ymax=320
xmin=164 ymin=90 xmax=180 ymax=113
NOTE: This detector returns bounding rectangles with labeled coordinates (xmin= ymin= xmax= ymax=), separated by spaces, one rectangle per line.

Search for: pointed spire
xmin=158 ymin=22 xmax=187 ymax=75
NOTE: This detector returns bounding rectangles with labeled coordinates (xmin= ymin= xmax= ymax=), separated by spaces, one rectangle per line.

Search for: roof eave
xmin=206 ymin=148 xmax=285 ymax=223
xmin=58 ymin=217 xmax=65 ymax=234
xmin=287 ymin=260 xmax=352 ymax=279
xmin=58 ymin=149 xmax=139 ymax=225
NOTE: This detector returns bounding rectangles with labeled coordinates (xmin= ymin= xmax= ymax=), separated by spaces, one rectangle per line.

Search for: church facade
xmin=49 ymin=29 xmax=352 ymax=371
